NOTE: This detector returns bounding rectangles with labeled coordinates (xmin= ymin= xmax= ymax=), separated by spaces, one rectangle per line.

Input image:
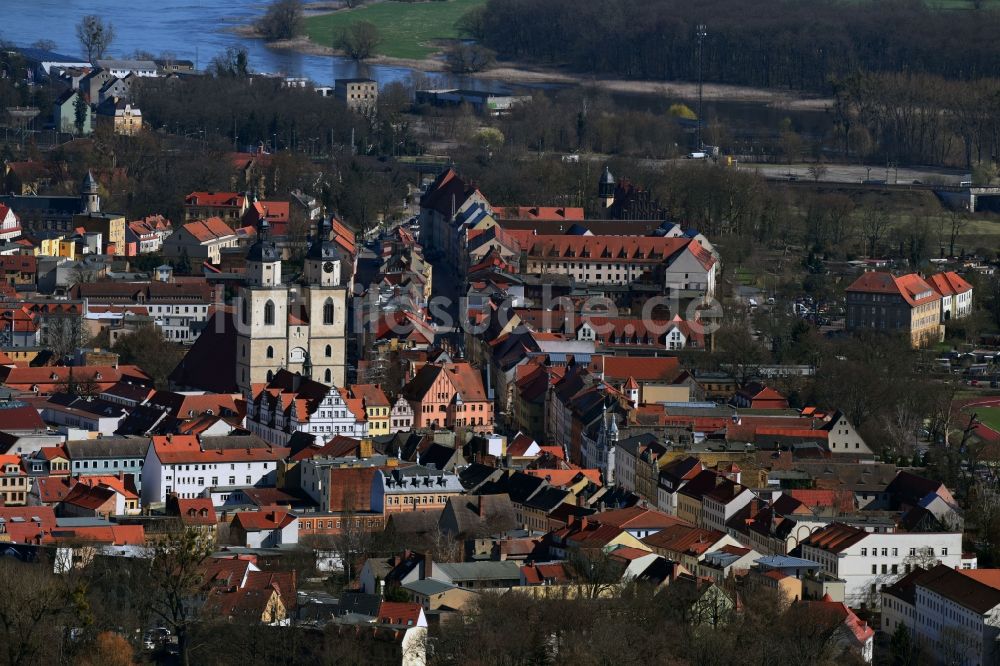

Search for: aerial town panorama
xmin=0 ymin=0 xmax=999 ymax=664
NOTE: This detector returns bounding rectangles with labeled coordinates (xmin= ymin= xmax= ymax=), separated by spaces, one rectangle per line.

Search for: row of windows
xmin=386 ymin=495 xmax=448 ymax=505
xmin=170 ymin=463 xmax=269 ymax=472
xmin=149 ymin=305 xmax=208 ymax=315
xmin=302 ymin=518 xmax=379 ymax=529
xmin=74 ymin=459 xmax=142 ymax=469
xmin=241 ymin=299 xmax=336 ymax=326
xmin=168 ymin=475 xmax=253 ymax=486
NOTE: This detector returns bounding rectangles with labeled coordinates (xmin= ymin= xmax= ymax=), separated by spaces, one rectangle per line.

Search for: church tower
xmin=598 ymin=165 xmax=615 ymax=209
xmin=81 ymin=170 xmax=100 ymax=214
xmin=596 ymin=398 xmax=619 ymax=485
xmin=301 ymin=216 xmax=348 ymax=387
xmin=236 ymin=217 xmax=289 ymax=396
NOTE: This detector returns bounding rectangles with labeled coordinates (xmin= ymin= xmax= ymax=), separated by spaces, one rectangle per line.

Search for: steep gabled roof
xmin=926 ymin=271 xmax=972 ymax=297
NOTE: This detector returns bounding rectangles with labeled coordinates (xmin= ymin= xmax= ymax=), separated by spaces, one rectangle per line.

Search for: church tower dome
xmin=81 ymin=170 xmax=100 ymax=214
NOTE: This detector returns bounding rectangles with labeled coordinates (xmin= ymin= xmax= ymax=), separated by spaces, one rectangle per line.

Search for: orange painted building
xmin=401 ymin=361 xmax=493 ymax=431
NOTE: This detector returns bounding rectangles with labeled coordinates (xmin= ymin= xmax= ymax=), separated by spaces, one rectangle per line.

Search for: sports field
xmin=976 ymin=407 xmax=1000 ymax=432
xmin=304 ymin=0 xmax=486 ymax=60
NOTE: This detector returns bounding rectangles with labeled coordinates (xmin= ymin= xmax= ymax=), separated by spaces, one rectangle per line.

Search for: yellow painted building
xmin=74 ymin=212 xmax=126 ymax=256
xmin=0 ymin=456 xmax=29 ymax=505
xmin=35 ymin=235 xmax=77 ymax=259
xmin=348 ymin=384 xmax=391 ymax=437
xmin=2 ymin=348 xmax=42 ymax=365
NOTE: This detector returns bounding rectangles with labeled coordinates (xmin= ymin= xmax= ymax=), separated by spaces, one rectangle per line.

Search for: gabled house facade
xmin=246 ymin=370 xmax=367 ymax=446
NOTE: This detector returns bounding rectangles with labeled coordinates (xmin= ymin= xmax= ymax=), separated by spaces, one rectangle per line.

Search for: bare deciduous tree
xmin=145 ymin=529 xmax=215 ymax=666
xmin=76 ymin=15 xmax=115 ymax=61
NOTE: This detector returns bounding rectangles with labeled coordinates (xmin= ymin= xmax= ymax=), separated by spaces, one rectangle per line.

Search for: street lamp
xmin=696 ymin=23 xmax=708 ymax=150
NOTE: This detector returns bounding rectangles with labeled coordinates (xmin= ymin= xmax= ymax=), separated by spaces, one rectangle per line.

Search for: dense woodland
xmin=472 ymin=0 xmax=1000 ymax=91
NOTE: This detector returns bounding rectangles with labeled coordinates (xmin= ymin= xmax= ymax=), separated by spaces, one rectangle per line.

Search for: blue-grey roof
xmin=702 ymin=550 xmax=746 ymax=568
xmin=432 ymin=560 xmax=521 ymax=582
xmin=16 ymin=47 xmax=87 ymax=63
xmin=55 ymin=517 xmax=113 ymax=527
xmin=754 ymin=555 xmax=821 ymax=569
xmin=402 ymin=578 xmax=460 ymax=596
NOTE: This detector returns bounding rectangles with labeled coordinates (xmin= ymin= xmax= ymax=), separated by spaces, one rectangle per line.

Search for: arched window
xmin=325 ymin=344 xmax=332 ymax=357
xmin=266 ymin=345 xmax=274 ymax=359
xmin=323 ymin=298 xmax=334 ymax=325
xmin=241 ymin=298 xmax=249 ymax=326
xmin=264 ymin=300 xmax=275 ymax=325
xmin=324 ymin=369 xmax=332 ymax=383
xmin=266 ymin=370 xmax=274 ymax=381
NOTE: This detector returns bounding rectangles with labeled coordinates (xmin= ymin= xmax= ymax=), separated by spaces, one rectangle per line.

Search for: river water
xmin=0 ymin=0 xmax=506 ymax=90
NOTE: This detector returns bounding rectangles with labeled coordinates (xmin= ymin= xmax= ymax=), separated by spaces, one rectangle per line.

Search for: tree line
xmin=470 ymin=0 xmax=1000 ymax=93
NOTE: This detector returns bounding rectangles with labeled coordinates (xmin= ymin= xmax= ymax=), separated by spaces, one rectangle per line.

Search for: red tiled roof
xmin=525 ymin=235 xmax=692 ymax=263
xmin=185 ymin=192 xmax=246 ymax=208
xmin=589 ymin=355 xmax=682 ymax=383
xmin=520 ymin=562 xmax=571 ymax=584
xmin=245 ymin=570 xmax=296 ymax=612
xmin=537 ymin=446 xmax=565 ymax=460
xmin=146 ymin=390 xmax=239 ymax=419
xmin=507 ymin=433 xmax=538 ymax=457
xmin=32 ymin=476 xmax=74 ymax=504
xmin=959 ymin=568 xmax=1000 ymax=590
xmin=522 ymin=468 xmax=601 ymax=487
xmin=0 ymin=506 xmax=55 ymax=543
xmin=755 ymin=427 xmax=828 ymax=440
xmin=927 ymin=271 xmax=973 ymax=297
xmin=61 ymin=483 xmax=117 ymax=510
xmin=787 ymin=489 xmax=855 ymax=514
xmin=347 ymin=383 xmax=391 ymax=408
xmin=0 ymin=365 xmax=151 ymax=393
xmin=609 ymin=546 xmax=655 ymax=562
xmin=232 ymin=509 xmax=296 ymax=531
xmin=801 ymin=522 xmax=868 ymax=554
xmin=50 ymin=524 xmax=145 ymax=546
xmin=177 ymin=498 xmax=217 ymax=526
xmin=800 ymin=599 xmax=874 ymax=644
xmin=641 ymin=524 xmax=726 ymax=556
xmin=378 ymin=601 xmax=423 ymax=626
xmin=150 ymin=435 xmax=287 ymax=464
xmin=493 ymin=206 xmax=584 ymax=221
xmin=595 ymin=506 xmax=690 ymax=530
xmin=846 ymin=272 xmax=940 ymax=307
xmin=182 ymin=217 xmax=235 ymax=242
xmin=0 ymin=404 xmax=45 ymax=431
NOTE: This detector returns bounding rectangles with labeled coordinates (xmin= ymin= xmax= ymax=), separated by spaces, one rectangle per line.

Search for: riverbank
xmin=251 ymin=31 xmax=832 ymax=109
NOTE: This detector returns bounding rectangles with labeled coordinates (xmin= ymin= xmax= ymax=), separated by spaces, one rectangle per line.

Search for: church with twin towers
xmin=234 ymin=215 xmax=350 ymax=396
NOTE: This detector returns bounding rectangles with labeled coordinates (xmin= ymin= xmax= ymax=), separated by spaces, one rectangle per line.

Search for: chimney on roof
xmin=422 ymin=552 xmax=433 ymax=581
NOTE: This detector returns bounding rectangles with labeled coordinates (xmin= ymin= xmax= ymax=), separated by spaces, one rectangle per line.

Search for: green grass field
xmin=974 ymin=407 xmax=1000 ymax=432
xmin=305 ymin=0 xmax=486 ymax=60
